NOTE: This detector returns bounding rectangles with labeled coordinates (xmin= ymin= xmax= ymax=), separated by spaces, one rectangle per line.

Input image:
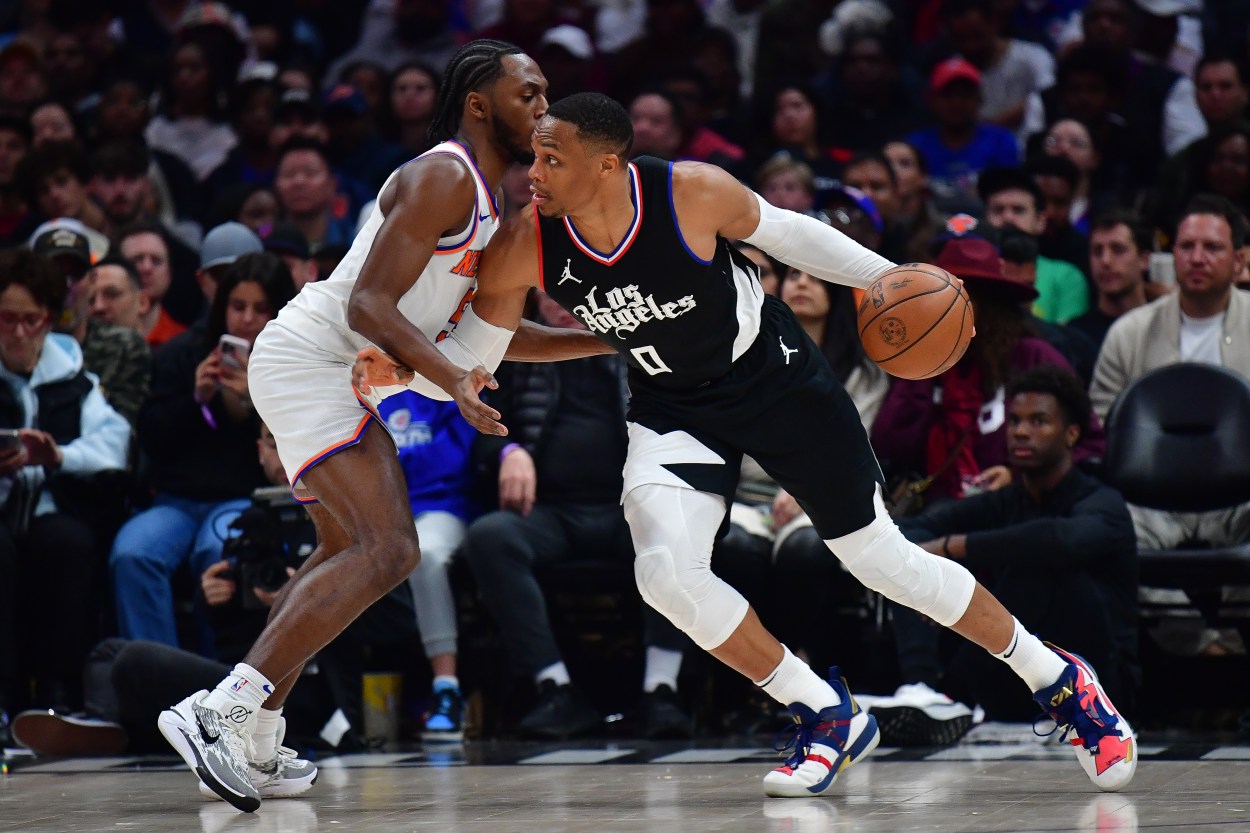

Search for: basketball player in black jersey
xmin=357 ymin=93 xmax=1137 ymax=796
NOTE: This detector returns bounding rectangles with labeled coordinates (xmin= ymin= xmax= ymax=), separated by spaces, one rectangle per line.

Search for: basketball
xmin=856 ymin=264 xmax=974 ymax=380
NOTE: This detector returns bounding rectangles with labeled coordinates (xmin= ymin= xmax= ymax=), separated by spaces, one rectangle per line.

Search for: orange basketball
xmin=856 ymin=264 xmax=974 ymax=380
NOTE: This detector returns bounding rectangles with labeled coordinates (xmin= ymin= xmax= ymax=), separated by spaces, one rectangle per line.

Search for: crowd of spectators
xmin=1 ymin=0 xmax=1249 ymax=749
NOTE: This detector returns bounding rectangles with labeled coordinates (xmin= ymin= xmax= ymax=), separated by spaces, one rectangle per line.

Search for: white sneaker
xmin=198 ymin=716 xmax=318 ymax=801
xmin=158 ymin=690 xmax=260 ymax=813
xmin=864 ymin=682 xmax=973 ymax=747
xmin=198 ymin=746 xmax=318 ymax=800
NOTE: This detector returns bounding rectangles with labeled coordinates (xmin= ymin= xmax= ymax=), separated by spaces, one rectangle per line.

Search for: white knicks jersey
xmin=270 ymin=140 xmax=499 ymax=362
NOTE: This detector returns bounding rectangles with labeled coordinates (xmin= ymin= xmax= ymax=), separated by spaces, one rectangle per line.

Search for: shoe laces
xmin=1033 ymin=689 xmax=1120 ymax=753
xmin=262 ymin=746 xmax=299 ymax=771
xmin=220 ymin=720 xmax=257 ymax=767
xmin=773 ymin=717 xmax=816 ymax=769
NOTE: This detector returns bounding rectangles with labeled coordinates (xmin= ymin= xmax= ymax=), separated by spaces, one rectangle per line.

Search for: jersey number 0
xmin=630 ymin=345 xmax=672 ymax=376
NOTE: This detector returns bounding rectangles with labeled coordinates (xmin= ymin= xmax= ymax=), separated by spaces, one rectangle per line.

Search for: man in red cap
xmin=905 ymin=57 xmax=1020 ymax=209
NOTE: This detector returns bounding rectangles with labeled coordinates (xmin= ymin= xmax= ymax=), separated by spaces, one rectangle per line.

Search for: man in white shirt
xmin=941 ymin=0 xmax=1055 ymax=131
xmin=1090 ymin=194 xmax=1250 ymax=548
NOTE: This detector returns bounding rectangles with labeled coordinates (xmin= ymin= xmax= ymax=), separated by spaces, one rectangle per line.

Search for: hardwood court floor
xmin=3 ymin=740 xmax=1249 ymax=832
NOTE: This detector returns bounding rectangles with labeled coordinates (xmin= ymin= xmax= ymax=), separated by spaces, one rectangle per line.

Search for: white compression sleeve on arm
xmin=403 ymin=305 xmax=514 ymax=399
xmin=742 ymin=192 xmax=896 ymax=289
xmin=443 ymin=305 xmax=513 ymax=373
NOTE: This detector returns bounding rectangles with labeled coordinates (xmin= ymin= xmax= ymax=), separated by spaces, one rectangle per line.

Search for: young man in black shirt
xmin=878 ymin=365 xmax=1137 ymax=740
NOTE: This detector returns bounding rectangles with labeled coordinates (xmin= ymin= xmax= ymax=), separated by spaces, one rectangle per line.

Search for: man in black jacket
xmin=464 ymin=291 xmax=690 ymax=740
xmin=872 ymin=365 xmax=1138 ymax=742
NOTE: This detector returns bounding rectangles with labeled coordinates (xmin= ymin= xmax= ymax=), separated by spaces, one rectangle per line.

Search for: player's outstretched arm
xmin=508 ymin=320 xmax=615 ymax=361
xmin=671 ymin=161 xmax=897 ymax=289
xmin=473 ymin=208 xmax=612 ymax=362
xmin=347 ymin=154 xmax=484 ymax=397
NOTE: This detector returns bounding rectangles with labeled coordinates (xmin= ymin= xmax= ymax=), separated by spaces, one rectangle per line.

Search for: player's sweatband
xmin=741 ymin=192 xmax=896 ymax=289
xmin=402 ymin=306 xmax=514 ymax=400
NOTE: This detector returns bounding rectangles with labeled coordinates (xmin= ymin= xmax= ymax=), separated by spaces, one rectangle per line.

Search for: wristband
xmin=941 ymin=535 xmax=951 ymax=557
xmin=499 ymin=443 xmax=523 ymax=464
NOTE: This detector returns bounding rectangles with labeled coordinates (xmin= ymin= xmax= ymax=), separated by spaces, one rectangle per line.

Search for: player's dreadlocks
xmin=428 ymin=39 xmax=525 ymax=143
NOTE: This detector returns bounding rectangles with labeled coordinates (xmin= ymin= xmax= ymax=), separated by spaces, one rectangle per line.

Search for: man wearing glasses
xmin=0 ymin=246 xmax=129 ymax=729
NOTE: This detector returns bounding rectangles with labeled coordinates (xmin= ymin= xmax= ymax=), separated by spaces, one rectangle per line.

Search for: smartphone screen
xmin=219 ymin=335 xmax=251 ymax=369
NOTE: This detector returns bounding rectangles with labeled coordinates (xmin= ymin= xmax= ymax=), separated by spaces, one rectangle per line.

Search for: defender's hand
xmin=352 ymin=346 xmax=414 ymax=393
xmin=452 ymin=367 xmax=506 ymax=436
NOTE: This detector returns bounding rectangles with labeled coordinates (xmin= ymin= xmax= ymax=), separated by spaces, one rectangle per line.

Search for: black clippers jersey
xmin=538 ymin=157 xmax=765 ymax=391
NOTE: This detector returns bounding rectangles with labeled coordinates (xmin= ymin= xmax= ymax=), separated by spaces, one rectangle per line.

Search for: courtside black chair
xmin=1103 ymin=363 xmax=1250 ymax=589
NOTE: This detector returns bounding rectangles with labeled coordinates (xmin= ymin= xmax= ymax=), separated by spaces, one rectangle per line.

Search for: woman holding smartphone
xmin=110 ymin=254 xmax=296 ymax=654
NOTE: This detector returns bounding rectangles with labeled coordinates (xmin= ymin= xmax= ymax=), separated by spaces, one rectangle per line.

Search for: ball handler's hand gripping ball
xmin=857 ymin=264 xmax=974 ymax=380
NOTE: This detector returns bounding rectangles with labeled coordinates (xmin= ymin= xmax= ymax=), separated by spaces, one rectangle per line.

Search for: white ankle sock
xmin=202 ymin=663 xmax=274 ymax=712
xmin=432 ymin=675 xmax=459 ymax=693
xmin=643 ymin=647 xmax=683 ymax=693
xmin=755 ymin=646 xmax=839 ymax=711
xmin=535 ymin=661 xmax=570 ymax=688
xmin=993 ymin=618 xmax=1067 ymax=692
xmin=251 ymin=708 xmax=283 ymax=762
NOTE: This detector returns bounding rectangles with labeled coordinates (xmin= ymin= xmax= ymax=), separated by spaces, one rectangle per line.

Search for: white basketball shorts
xmin=248 ymin=318 xmax=388 ymax=503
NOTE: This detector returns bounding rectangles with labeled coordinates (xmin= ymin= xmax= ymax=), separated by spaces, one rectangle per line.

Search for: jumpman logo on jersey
xmin=779 ymin=337 xmax=799 ymax=365
xmin=558 ymin=259 xmax=582 ymax=285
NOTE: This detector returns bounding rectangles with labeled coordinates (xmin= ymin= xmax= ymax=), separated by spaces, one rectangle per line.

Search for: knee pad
xmin=624 ymin=485 xmax=748 ymax=650
xmin=633 ymin=545 xmax=698 ymax=632
xmin=825 ymin=487 xmax=975 ymax=627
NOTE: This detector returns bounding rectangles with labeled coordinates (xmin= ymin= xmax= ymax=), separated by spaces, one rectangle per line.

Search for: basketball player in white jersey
xmin=360 ymin=93 xmax=1137 ymax=799
xmin=156 ymin=42 xmax=607 ymax=812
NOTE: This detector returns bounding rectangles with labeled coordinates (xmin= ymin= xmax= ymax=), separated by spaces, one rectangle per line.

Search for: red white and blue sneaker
xmin=1033 ymin=646 xmax=1137 ymax=792
xmin=762 ymin=667 xmax=880 ymax=798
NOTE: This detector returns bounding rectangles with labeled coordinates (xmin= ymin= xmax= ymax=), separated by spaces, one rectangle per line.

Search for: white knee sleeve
xmin=825 ymin=487 xmax=976 ymax=627
xmin=623 ymin=484 xmax=749 ymax=650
